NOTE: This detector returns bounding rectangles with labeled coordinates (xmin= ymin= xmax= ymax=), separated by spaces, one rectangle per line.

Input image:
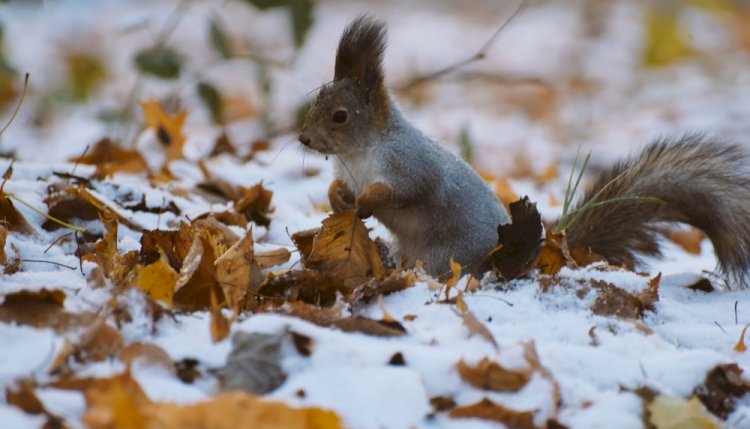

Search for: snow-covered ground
xmin=1 ymin=0 xmax=749 ymax=428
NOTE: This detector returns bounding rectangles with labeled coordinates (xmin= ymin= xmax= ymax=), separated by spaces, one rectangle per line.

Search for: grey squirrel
xmin=298 ymin=15 xmax=750 ymax=289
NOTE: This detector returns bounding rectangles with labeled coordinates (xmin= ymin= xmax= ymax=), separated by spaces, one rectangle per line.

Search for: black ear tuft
xmin=334 ymin=15 xmax=387 ymax=103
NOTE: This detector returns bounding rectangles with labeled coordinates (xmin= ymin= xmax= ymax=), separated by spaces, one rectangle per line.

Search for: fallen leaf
xmin=456 ymin=358 xmax=531 ymax=392
xmin=132 ymin=251 xmax=178 ymax=307
xmin=221 ymin=331 xmax=287 ymax=394
xmin=255 ymin=247 xmax=291 ymax=268
xmin=74 ymin=319 xmax=124 ymax=363
xmin=590 ymin=280 xmax=650 ymax=319
xmin=146 ymin=391 xmax=341 ymax=429
xmin=0 ymin=289 xmax=98 ymax=332
xmin=215 ymin=230 xmax=260 ymax=312
xmin=0 ymin=191 xmax=35 ymax=234
xmin=72 ymin=138 xmax=148 ymax=179
xmin=648 ymin=395 xmax=720 ymax=429
xmin=536 ymin=230 xmax=572 ymax=275
xmin=667 ymin=228 xmax=705 ymax=255
xmin=488 ymin=196 xmax=543 ymax=280
xmin=449 ymin=398 xmax=535 ymax=429
xmin=291 ymin=228 xmax=319 ymax=261
xmin=210 ymin=285 xmax=232 ymax=342
xmin=120 ymin=343 xmax=175 ymax=373
xmin=234 ymin=183 xmax=274 ymax=227
xmin=141 ymin=99 xmax=187 ymax=163
xmin=693 ymin=363 xmax=750 ymax=420
xmin=0 ymin=224 xmax=7 ymax=264
xmin=494 ymin=178 xmax=519 ymax=210
xmin=643 ymin=8 xmax=695 ymax=67
xmin=735 ymin=324 xmax=749 ymax=352
xmin=445 ymin=258 xmax=462 ymax=289
xmin=82 ymin=371 xmax=150 ymax=429
xmin=305 ymin=210 xmax=385 ymax=287
xmin=333 ymin=316 xmax=406 ymax=337
xmin=459 ymin=310 xmax=499 ymax=352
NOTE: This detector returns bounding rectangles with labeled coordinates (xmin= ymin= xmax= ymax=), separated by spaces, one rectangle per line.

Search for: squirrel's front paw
xmin=355 ymin=182 xmax=393 ymax=219
xmin=355 ymin=199 xmax=374 ymax=219
xmin=328 ymin=179 xmax=355 ymax=213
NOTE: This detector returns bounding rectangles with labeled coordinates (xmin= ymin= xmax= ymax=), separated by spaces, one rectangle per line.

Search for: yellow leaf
xmin=446 ymin=258 xmax=462 ymax=288
xmin=140 ymin=99 xmax=187 ymax=162
xmin=306 ymin=210 xmax=385 ymax=287
xmin=146 ymin=391 xmax=342 ymax=429
xmin=643 ymin=8 xmax=694 ymax=67
xmin=132 ymin=251 xmax=178 ymax=307
xmin=735 ymin=324 xmax=749 ymax=352
xmin=648 ymin=395 xmax=720 ymax=429
xmin=215 ymin=230 xmax=258 ymax=312
xmin=255 ymin=247 xmax=291 ymax=268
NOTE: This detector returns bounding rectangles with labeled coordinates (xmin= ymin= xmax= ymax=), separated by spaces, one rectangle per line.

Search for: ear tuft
xmin=334 ymin=15 xmax=387 ymax=104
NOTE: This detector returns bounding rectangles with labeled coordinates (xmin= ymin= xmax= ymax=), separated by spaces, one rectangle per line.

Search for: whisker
xmin=321 ymin=140 xmax=359 ymax=190
xmin=270 ymin=136 xmax=299 ymax=164
xmin=306 ymin=80 xmax=334 ymax=97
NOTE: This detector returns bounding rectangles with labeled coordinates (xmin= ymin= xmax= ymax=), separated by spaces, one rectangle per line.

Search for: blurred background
xmin=1 ymin=0 xmax=750 ymax=184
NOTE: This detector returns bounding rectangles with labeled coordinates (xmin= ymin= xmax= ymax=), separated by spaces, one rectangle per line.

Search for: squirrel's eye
xmin=332 ymin=109 xmax=348 ymax=124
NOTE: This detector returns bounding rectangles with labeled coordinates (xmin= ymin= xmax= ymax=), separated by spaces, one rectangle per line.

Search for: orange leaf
xmin=456 ymin=358 xmax=532 ymax=392
xmin=736 ymin=324 xmax=749 ymax=352
xmin=445 ymin=258 xmax=462 ymax=288
xmin=141 ymin=99 xmax=187 ymax=163
xmin=145 ymin=391 xmax=341 ymax=429
xmin=82 ymin=372 xmax=150 ymax=429
xmin=449 ymin=398 xmax=535 ymax=429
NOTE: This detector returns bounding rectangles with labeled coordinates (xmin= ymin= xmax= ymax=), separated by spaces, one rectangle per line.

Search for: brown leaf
xmin=255 ymin=247 xmax=291 ymax=269
xmin=305 ymin=210 xmax=385 ymax=287
xmin=145 ymin=391 xmax=341 ymax=429
xmin=537 ymin=230 xmax=572 ymax=275
xmin=215 ymin=230 xmax=260 ymax=312
xmin=72 ymin=138 xmax=148 ymax=179
xmin=141 ymin=99 xmax=187 ymax=164
xmin=210 ymin=285 xmax=231 ymax=342
xmin=590 ymin=280 xmax=649 ymax=319
xmin=449 ymin=398 xmax=535 ymax=429
xmin=74 ymin=319 xmax=124 ymax=363
xmin=6 ymin=379 xmax=46 ymax=415
xmin=333 ymin=316 xmax=406 ymax=337
xmin=489 ymin=197 xmax=543 ymax=280
xmin=693 ymin=363 xmax=750 ymax=420
xmin=0 ymin=289 xmax=97 ymax=332
xmin=120 ymin=343 xmax=175 ymax=373
xmin=291 ymin=228 xmax=319 ymax=261
xmin=667 ymin=228 xmax=705 ymax=255
xmin=258 ymin=270 xmax=342 ymax=307
xmin=494 ymin=178 xmax=519 ymax=210
xmin=459 ymin=311 xmax=499 ymax=352
xmin=234 ymin=183 xmax=273 ymax=227
xmin=456 ymin=358 xmax=532 ymax=392
xmin=0 ymin=224 xmax=7 ymax=264
xmin=82 ymin=371 xmax=150 ymax=429
xmin=0 ymin=192 xmax=35 ymax=234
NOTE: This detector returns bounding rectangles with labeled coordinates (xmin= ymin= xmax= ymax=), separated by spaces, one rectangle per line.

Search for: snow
xmin=1 ymin=0 xmax=750 ymax=428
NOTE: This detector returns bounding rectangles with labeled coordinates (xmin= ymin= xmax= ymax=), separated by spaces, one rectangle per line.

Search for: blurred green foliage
xmin=134 ymin=46 xmax=184 ymax=79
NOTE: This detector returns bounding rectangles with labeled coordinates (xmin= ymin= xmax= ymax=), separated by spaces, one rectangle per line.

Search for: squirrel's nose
xmin=299 ymin=134 xmax=311 ymax=146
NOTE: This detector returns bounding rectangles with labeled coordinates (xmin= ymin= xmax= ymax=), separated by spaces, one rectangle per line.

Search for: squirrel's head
xmin=299 ymin=15 xmax=388 ymax=156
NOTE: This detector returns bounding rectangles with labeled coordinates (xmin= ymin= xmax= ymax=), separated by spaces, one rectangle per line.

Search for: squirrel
xmin=298 ymin=15 xmax=750 ymax=289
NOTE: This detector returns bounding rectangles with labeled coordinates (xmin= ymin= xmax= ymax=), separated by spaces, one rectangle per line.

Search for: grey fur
xmin=300 ymin=15 xmax=508 ymax=276
xmin=565 ymin=134 xmax=750 ymax=289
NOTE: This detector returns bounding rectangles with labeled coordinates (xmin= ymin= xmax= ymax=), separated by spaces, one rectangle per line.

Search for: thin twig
xmin=155 ymin=0 xmax=192 ymax=47
xmin=44 ymin=232 xmax=74 ymax=254
xmin=20 ymin=259 xmax=77 ymax=270
xmin=71 ymin=144 xmax=90 ymax=176
xmin=0 ymin=73 xmax=29 ymax=139
xmin=399 ymin=1 xmax=528 ymax=91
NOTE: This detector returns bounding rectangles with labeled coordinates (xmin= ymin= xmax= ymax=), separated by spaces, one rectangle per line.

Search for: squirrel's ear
xmin=334 ymin=15 xmax=387 ymax=106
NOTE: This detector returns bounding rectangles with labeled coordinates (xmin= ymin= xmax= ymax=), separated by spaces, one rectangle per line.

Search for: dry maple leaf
xmin=234 ymin=183 xmax=274 ymax=227
xmin=146 ymin=391 xmax=341 ymax=429
xmin=132 ymin=250 xmax=179 ymax=307
xmin=692 ymin=363 xmax=750 ymax=420
xmin=214 ymin=230 xmax=261 ymax=312
xmin=141 ymin=99 xmax=187 ymax=163
xmin=488 ymin=196 xmax=544 ymax=280
xmin=536 ymin=230 xmax=573 ymax=275
xmin=305 ymin=210 xmax=385 ymax=287
xmin=82 ymin=371 xmax=150 ymax=429
xmin=449 ymin=397 xmax=535 ymax=429
xmin=72 ymin=137 xmax=148 ymax=179
xmin=456 ymin=358 xmax=532 ymax=392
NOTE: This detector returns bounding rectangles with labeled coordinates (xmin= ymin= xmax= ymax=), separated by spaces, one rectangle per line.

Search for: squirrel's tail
xmin=563 ymin=134 xmax=750 ymax=289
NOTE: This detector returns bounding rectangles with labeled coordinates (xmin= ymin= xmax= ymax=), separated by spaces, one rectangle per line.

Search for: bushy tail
xmin=563 ymin=134 xmax=750 ymax=289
